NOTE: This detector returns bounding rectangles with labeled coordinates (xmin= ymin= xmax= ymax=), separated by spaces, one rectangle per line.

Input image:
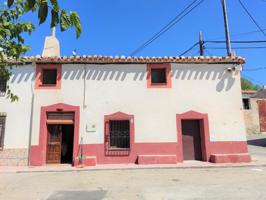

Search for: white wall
xmin=0 ymin=65 xmax=34 ymax=148
xmin=2 ymin=62 xmax=247 ymax=148
xmin=31 ymin=63 xmax=246 ymax=146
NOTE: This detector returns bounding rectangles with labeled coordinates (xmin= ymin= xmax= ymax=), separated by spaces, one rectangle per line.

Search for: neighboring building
xmin=0 ymin=36 xmax=251 ymax=167
xmin=242 ymin=88 xmax=266 ymax=134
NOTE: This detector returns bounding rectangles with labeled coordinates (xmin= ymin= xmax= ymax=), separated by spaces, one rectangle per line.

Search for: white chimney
xmin=42 ymin=27 xmax=60 ymax=57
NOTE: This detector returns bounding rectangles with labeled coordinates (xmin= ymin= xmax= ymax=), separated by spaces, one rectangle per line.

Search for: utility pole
xmin=199 ymin=31 xmax=204 ymax=56
xmin=221 ymin=0 xmax=232 ymax=56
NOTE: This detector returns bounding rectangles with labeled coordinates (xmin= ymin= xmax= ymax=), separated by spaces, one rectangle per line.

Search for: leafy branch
xmin=0 ymin=0 xmax=82 ymax=102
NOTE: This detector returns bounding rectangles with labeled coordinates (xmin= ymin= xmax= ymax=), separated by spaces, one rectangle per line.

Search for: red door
xmin=181 ymin=120 xmax=202 ymax=160
xmin=46 ymin=125 xmax=62 ymax=164
xmin=258 ymin=100 xmax=266 ymax=132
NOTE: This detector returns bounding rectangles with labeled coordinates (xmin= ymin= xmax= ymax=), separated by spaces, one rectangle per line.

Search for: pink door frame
xmin=30 ymin=103 xmax=80 ymax=166
xmin=176 ymin=111 xmax=211 ymax=162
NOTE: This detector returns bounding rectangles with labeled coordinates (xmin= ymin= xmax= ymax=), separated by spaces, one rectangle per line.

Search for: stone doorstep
xmin=209 ymin=153 xmax=251 ymax=163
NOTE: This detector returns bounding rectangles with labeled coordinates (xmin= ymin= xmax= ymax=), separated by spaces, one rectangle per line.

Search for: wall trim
xmin=35 ymin=64 xmax=62 ymax=89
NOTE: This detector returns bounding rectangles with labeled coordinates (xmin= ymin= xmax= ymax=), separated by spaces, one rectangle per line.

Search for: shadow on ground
xmin=248 ymin=138 xmax=266 ymax=147
xmin=47 ymin=190 xmax=107 ymax=200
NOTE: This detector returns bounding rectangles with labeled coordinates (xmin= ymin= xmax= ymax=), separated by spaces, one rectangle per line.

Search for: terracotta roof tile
xmin=19 ymin=55 xmax=245 ymax=64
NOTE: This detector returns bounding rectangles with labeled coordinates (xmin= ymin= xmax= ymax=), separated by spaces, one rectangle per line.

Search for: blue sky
xmin=21 ymin=0 xmax=266 ymax=86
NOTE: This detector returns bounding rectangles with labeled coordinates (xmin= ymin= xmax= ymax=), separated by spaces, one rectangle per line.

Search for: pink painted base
xmin=137 ymin=155 xmax=177 ymax=165
xmin=210 ymin=153 xmax=251 ymax=163
xmin=74 ymin=156 xmax=97 ymax=166
xmin=30 ymin=141 xmax=251 ymax=166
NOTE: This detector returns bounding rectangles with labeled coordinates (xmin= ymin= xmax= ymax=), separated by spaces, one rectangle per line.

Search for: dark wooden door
xmin=258 ymin=100 xmax=266 ymax=132
xmin=181 ymin=120 xmax=202 ymax=160
xmin=46 ymin=125 xmax=62 ymax=164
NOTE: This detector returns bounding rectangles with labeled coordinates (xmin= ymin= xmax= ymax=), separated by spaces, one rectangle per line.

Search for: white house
xmin=0 ymin=36 xmax=251 ymax=166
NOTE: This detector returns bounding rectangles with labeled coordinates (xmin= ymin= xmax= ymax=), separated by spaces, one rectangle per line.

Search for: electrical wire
xmin=205 ymin=40 xmax=266 ymax=44
xmin=244 ymin=66 xmax=266 ymax=71
xmin=206 ymin=46 xmax=266 ymax=49
xmin=238 ymin=0 xmax=266 ymax=36
xmin=209 ymin=28 xmax=266 ymax=40
xmin=129 ymin=0 xmax=205 ymax=56
xmin=178 ymin=42 xmax=199 ymax=56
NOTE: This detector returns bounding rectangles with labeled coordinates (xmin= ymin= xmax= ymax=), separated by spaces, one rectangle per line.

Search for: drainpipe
xmin=83 ymin=64 xmax=87 ymax=109
xmin=27 ymin=64 xmax=35 ymax=166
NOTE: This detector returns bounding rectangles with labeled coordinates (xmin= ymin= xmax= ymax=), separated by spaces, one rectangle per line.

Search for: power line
xmin=205 ymin=40 xmax=266 ymax=44
xmin=208 ymin=28 xmax=266 ymax=41
xmin=238 ymin=0 xmax=266 ymax=36
xmin=178 ymin=42 xmax=199 ymax=56
xmin=129 ymin=0 xmax=205 ymax=56
xmin=206 ymin=46 xmax=266 ymax=49
xmin=244 ymin=66 xmax=266 ymax=71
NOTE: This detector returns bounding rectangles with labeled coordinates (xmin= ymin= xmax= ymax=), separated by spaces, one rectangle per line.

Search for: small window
xmin=0 ymin=76 xmax=7 ymax=95
xmin=42 ymin=69 xmax=57 ymax=85
xmin=147 ymin=64 xmax=171 ymax=88
xmin=243 ymin=98 xmax=251 ymax=110
xmin=109 ymin=120 xmax=130 ymax=149
xmin=0 ymin=115 xmax=6 ymax=150
xmin=151 ymin=68 xmax=167 ymax=84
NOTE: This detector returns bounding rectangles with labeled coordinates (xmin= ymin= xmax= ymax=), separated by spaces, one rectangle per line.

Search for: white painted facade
xmin=1 ymin=62 xmax=247 ymax=153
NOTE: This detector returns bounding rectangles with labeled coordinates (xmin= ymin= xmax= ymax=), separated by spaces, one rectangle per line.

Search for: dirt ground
xmin=0 ymin=166 xmax=266 ymax=200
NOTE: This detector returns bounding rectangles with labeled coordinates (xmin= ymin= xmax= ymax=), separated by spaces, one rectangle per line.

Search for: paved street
xmin=0 ymin=134 xmax=265 ymax=200
xmin=1 ymin=166 xmax=266 ymax=200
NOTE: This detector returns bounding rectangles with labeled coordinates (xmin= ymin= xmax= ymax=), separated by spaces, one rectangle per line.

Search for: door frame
xmin=176 ymin=111 xmax=210 ymax=162
xmin=33 ymin=103 xmax=80 ymax=166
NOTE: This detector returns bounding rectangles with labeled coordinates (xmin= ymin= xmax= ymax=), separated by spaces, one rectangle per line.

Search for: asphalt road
xmin=0 ymin=134 xmax=265 ymax=200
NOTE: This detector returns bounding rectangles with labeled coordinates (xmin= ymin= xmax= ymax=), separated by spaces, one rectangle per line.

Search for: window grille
xmin=0 ymin=76 xmax=7 ymax=95
xmin=0 ymin=116 xmax=6 ymax=150
xmin=105 ymin=120 xmax=130 ymax=156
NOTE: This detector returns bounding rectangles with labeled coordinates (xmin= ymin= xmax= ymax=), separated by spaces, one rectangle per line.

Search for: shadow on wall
xmin=62 ymin=65 xmax=147 ymax=82
xmin=9 ymin=67 xmax=35 ymax=84
xmin=9 ymin=64 xmax=236 ymax=92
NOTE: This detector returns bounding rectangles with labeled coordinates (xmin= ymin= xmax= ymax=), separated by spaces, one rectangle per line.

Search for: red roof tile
xmin=20 ymin=55 xmax=245 ymax=64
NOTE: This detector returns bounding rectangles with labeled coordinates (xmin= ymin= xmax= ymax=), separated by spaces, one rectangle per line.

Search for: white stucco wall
xmin=2 ymin=62 xmax=247 ymax=149
xmin=0 ymin=65 xmax=34 ymax=148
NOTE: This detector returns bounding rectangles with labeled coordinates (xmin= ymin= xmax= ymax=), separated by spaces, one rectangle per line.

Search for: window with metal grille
xmin=243 ymin=98 xmax=251 ymax=110
xmin=42 ymin=69 xmax=57 ymax=85
xmin=0 ymin=116 xmax=6 ymax=150
xmin=0 ymin=76 xmax=7 ymax=94
xmin=151 ymin=68 xmax=167 ymax=84
xmin=109 ymin=120 xmax=130 ymax=149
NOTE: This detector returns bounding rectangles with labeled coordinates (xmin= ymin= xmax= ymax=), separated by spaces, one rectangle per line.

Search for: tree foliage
xmin=0 ymin=0 xmax=82 ymax=101
xmin=241 ymin=77 xmax=261 ymax=91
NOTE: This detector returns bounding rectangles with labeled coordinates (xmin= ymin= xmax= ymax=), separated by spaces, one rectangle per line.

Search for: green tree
xmin=241 ymin=77 xmax=261 ymax=91
xmin=0 ymin=0 xmax=82 ymax=101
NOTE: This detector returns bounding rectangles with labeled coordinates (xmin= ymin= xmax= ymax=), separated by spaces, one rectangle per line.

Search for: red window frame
xmin=147 ymin=63 xmax=172 ymax=88
xmin=104 ymin=112 xmax=134 ymax=156
xmin=35 ymin=64 xmax=62 ymax=89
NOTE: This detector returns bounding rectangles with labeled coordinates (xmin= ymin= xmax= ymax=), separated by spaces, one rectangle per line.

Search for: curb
xmin=1 ymin=163 xmax=265 ymax=174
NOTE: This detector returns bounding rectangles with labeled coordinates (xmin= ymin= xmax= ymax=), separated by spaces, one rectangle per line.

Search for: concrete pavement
xmin=0 ymin=134 xmax=266 ymax=199
xmin=1 ymin=166 xmax=266 ymax=200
